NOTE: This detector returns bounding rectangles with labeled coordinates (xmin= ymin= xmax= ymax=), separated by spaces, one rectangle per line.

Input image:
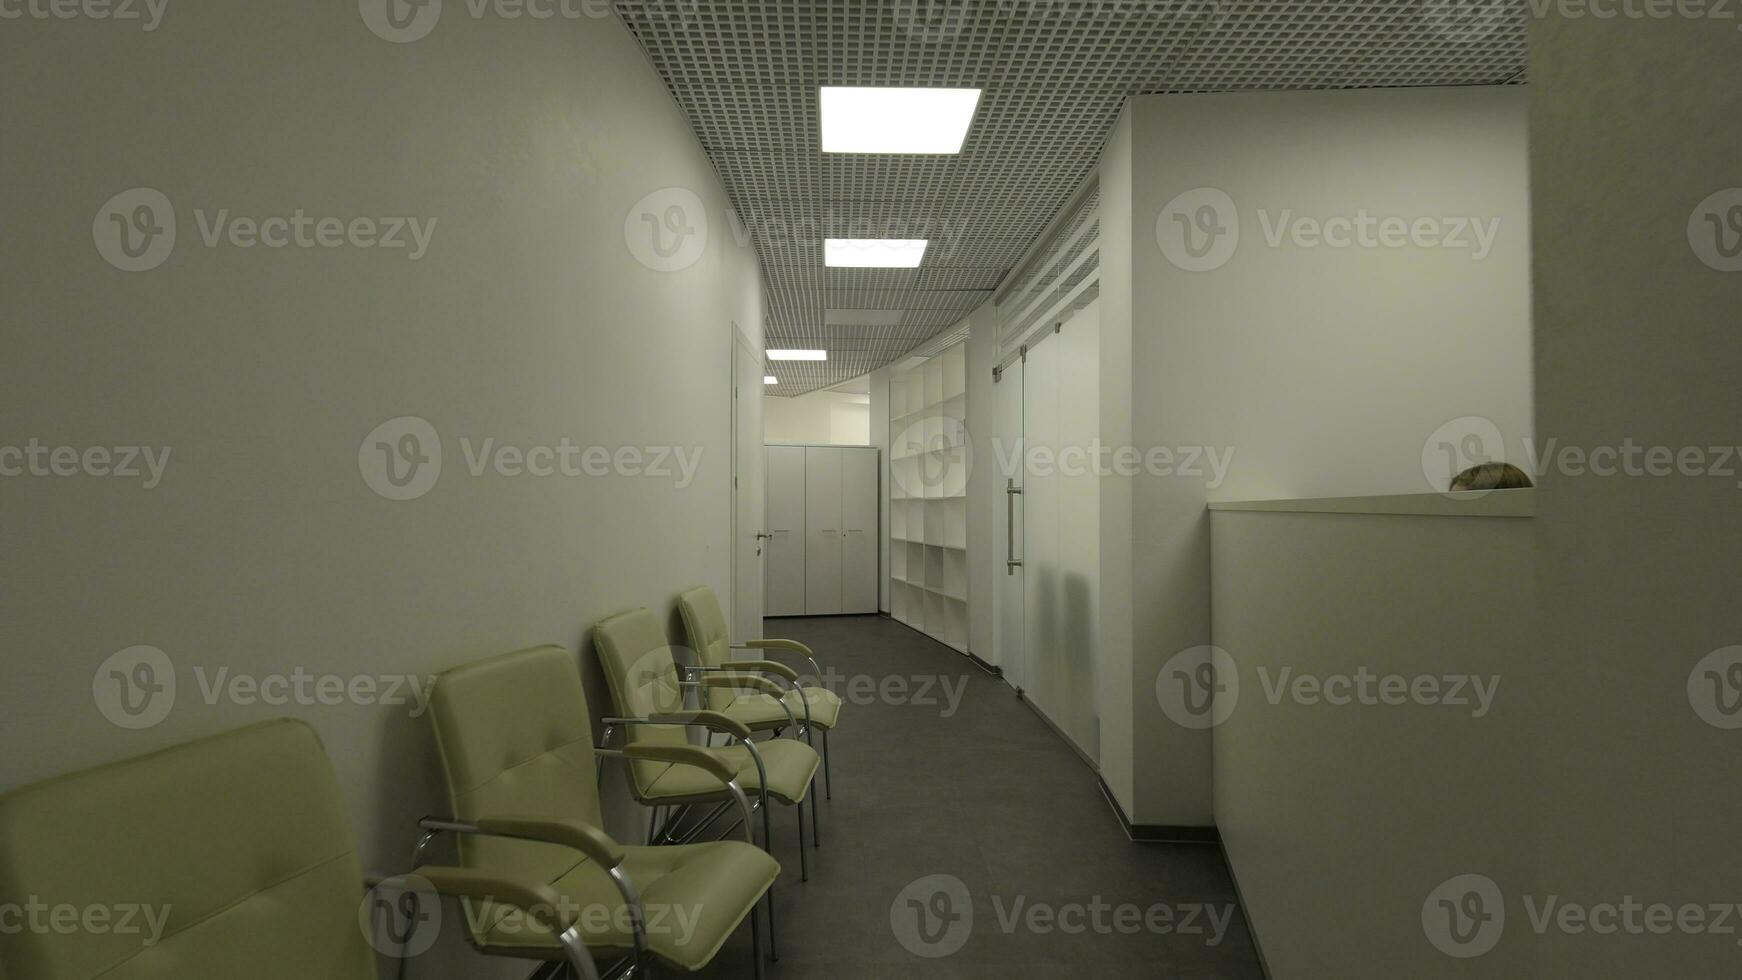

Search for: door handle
xmin=1006 ymin=478 xmax=1024 ymax=575
xmin=755 ymin=532 xmax=774 ymax=540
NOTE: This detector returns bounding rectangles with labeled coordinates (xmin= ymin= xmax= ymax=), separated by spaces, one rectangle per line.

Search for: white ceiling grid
xmin=613 ymin=0 xmax=1528 ymax=394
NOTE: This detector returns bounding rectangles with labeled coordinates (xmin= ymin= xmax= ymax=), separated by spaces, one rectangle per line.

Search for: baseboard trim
xmin=1094 ymin=776 xmax=1222 ymax=844
xmin=965 ymin=649 xmax=1002 ymax=677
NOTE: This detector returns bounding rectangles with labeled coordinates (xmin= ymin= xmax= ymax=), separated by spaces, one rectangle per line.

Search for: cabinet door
xmin=764 ymin=445 xmax=808 ymax=617
xmin=841 ymin=447 xmax=880 ymax=613
xmin=804 ymin=447 xmax=843 ymax=614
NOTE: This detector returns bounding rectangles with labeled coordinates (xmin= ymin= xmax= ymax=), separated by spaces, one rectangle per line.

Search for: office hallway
xmin=693 ymin=615 xmax=1265 ymax=979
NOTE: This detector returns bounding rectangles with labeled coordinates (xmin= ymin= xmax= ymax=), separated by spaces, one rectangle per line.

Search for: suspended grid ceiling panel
xmin=614 ymin=0 xmax=1528 ymax=395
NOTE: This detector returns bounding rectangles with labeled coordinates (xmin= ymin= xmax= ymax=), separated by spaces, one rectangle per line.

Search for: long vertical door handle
xmin=1006 ymin=478 xmax=1024 ymax=574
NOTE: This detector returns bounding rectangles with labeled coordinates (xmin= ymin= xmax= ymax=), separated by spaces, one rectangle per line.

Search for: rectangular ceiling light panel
xmin=820 ymin=87 xmax=982 ymax=154
xmin=824 ymin=239 xmax=928 ymax=268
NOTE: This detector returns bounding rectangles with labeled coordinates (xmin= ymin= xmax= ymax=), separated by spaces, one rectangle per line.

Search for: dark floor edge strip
xmin=964 ymin=649 xmax=1002 ymax=677
xmin=1092 ymin=782 xmax=1274 ymax=975
xmin=1218 ymin=837 xmax=1275 ymax=980
xmin=1094 ymin=775 xmax=1221 ymax=844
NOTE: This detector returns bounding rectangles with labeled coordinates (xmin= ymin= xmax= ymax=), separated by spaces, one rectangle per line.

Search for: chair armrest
xmin=743 ymin=638 xmax=816 ymax=657
xmin=693 ymin=673 xmax=786 ymax=698
xmin=619 ymin=743 xmax=738 ymax=784
xmin=406 ymin=866 xmax=577 ymax=933
xmin=421 ymin=815 xmax=626 ymax=869
xmin=644 ymin=709 xmax=755 ymax=742
xmin=737 ymin=639 xmax=825 ymax=680
xmin=711 ymin=659 xmax=800 ymax=683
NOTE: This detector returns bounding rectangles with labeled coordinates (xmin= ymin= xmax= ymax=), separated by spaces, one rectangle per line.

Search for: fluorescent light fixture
xmin=824 ymin=239 xmax=928 ymax=268
xmin=767 ymin=349 xmax=827 ymax=361
xmin=764 ymin=375 xmax=779 ymax=385
xmin=820 ymin=87 xmax=982 ymax=154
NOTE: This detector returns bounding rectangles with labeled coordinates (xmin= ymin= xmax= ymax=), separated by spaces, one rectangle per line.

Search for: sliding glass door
xmin=995 ymin=301 xmax=1101 ymax=762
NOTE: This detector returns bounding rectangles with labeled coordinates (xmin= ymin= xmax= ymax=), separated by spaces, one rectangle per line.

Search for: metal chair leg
xmin=809 ymin=781 xmax=820 ymax=847
xmin=760 ymin=790 xmax=772 ymax=853
xmin=823 ymin=728 xmax=832 ymax=801
xmin=796 ymin=799 xmax=808 ymax=881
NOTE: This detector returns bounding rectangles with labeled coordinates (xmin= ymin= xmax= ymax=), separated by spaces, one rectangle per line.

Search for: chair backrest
xmin=0 ymin=719 xmax=377 ymax=980
xmin=676 ymin=586 xmax=736 ymax=712
xmin=426 ymin=645 xmax=606 ymax=912
xmin=592 ymin=607 xmax=692 ymax=794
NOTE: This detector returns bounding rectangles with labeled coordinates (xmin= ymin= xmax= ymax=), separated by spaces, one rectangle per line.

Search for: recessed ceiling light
xmin=824 ymin=239 xmax=928 ymax=268
xmin=767 ymin=349 xmax=827 ymax=361
xmin=820 ymin=87 xmax=982 ymax=154
xmin=764 ymin=375 xmax=779 ymax=385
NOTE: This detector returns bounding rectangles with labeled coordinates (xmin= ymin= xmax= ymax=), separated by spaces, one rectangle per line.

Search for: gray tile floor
xmin=691 ymin=615 xmax=1267 ymax=979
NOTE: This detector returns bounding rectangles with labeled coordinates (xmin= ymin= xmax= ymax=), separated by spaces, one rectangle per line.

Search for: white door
xmin=1019 ymin=303 xmax=1101 ymax=762
xmin=1024 ymin=334 xmax=1061 ymax=724
xmin=731 ymin=332 xmax=766 ymax=641
xmin=841 ymin=447 xmax=880 ymax=613
xmin=764 ymin=445 xmax=807 ymax=617
xmin=804 ymin=447 xmax=844 ymax=614
xmin=993 ymin=356 xmax=1026 ymax=693
xmin=1055 ymin=304 xmax=1101 ymax=761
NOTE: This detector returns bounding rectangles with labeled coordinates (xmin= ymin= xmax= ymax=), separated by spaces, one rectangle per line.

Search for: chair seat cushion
xmin=724 ymin=687 xmax=843 ymax=732
xmin=475 ymin=839 xmax=778 ymax=971
xmin=642 ymin=738 xmax=820 ymax=806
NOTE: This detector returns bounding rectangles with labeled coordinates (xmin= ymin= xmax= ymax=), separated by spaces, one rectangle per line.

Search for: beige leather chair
xmin=592 ymin=607 xmax=823 ymax=880
xmin=677 ymin=586 xmax=844 ymax=801
xmin=0 ymin=718 xmax=604 ymax=980
xmin=422 ymin=644 xmax=780 ymax=979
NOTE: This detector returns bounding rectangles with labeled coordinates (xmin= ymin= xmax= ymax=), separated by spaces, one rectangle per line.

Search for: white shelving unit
xmin=887 ymin=341 xmax=970 ymax=654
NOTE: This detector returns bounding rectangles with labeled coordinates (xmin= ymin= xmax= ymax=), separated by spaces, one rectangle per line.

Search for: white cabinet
xmin=765 ymin=444 xmax=880 ymax=616
xmin=841 ymin=448 xmax=880 ymax=613
xmin=764 ymin=445 xmax=808 ymax=616
xmin=804 ymin=448 xmax=844 ymax=614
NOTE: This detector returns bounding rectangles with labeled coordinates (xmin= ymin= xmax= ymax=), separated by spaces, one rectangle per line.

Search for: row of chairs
xmin=0 ymin=587 xmax=845 ymax=980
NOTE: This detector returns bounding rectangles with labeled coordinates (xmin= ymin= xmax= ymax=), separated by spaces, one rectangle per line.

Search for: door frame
xmin=730 ymin=326 xmax=766 ymax=641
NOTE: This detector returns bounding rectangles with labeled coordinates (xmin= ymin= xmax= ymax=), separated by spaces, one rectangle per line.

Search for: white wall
xmin=1096 ymin=106 xmax=1138 ymax=817
xmin=0 ymin=8 xmax=761 ymax=978
xmin=764 ymin=389 xmax=871 ymax=445
xmin=1526 ymin=10 xmax=1740 ymax=976
xmin=1211 ymin=19 xmax=1739 ymax=977
xmin=1212 ymin=509 xmax=1542 ymax=976
xmin=869 ymin=368 xmax=891 ymax=611
xmin=1138 ymin=87 xmax=1534 ymax=503
xmin=963 ymin=301 xmax=999 ymax=659
xmin=1101 ymin=86 xmax=1533 ymax=827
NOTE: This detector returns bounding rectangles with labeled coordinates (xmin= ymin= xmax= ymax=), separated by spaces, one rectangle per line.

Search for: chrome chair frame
xmin=727 ymin=641 xmax=836 ymax=801
xmin=408 ymin=778 xmax=763 ymax=980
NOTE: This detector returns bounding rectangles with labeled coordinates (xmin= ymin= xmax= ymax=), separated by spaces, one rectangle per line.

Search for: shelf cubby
xmin=887 ymin=338 xmax=972 ymax=645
